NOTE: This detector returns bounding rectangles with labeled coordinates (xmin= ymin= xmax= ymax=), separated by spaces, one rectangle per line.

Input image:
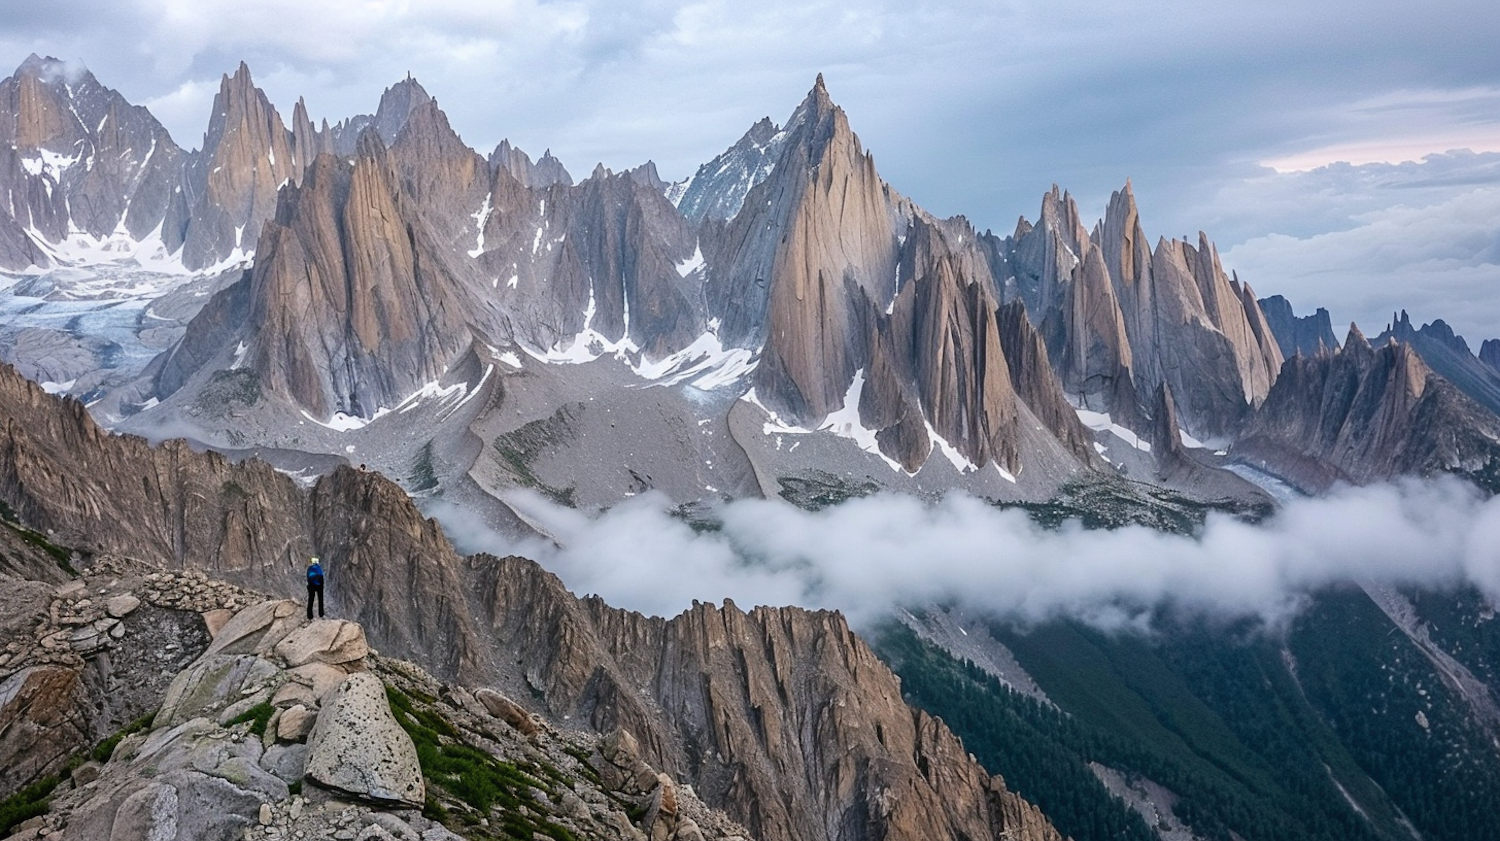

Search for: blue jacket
xmin=307 ymin=563 xmax=324 ymax=587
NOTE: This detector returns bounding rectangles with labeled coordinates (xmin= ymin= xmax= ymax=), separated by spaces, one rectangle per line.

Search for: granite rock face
xmin=671 ymin=115 xmax=789 ymax=223
xmin=1235 ymin=325 xmax=1500 ymax=489
xmin=0 ymin=54 xmax=190 ymax=268
xmin=178 ymin=62 xmax=303 ymax=270
xmin=240 ymin=131 xmax=489 ymax=419
xmin=304 ymin=672 xmax=424 ymax=807
xmin=1003 ymin=181 xmax=1285 ymax=441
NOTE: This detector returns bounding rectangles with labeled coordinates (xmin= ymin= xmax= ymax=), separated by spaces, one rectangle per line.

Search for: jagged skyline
xmin=3 ymin=1 xmax=1499 ymax=340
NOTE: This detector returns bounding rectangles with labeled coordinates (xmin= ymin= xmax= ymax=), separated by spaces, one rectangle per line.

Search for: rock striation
xmin=1235 ymin=325 xmax=1500 ymax=490
xmin=1002 ymin=181 xmax=1285 ymax=441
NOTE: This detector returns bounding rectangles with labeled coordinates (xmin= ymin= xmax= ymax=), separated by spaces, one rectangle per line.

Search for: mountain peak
xmin=800 ymin=72 xmax=836 ymax=119
xmin=1346 ymin=322 xmax=1371 ymax=350
xmin=13 ymin=54 xmax=90 ymax=86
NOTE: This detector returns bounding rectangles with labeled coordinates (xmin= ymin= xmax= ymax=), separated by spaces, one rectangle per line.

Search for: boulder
xmin=106 ymin=594 xmax=142 ymax=618
xmin=156 ymin=654 xmax=279 ymax=727
xmin=259 ymin=743 xmax=310 ymax=785
xmin=288 ymin=662 xmax=350 ymax=699
xmin=277 ymin=704 xmax=316 ymax=741
xmin=475 ymin=688 xmax=540 ymax=736
xmin=272 ymin=680 xmax=319 ymax=709
xmin=305 ymin=673 xmax=424 ymax=807
xmin=201 ymin=608 xmax=235 ymax=639
xmin=204 ymin=600 xmax=304 ymax=658
xmin=273 ymin=620 xmax=369 ymax=669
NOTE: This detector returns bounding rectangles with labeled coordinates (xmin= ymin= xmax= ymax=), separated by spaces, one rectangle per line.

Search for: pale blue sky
xmin=5 ymin=0 xmax=1499 ymax=341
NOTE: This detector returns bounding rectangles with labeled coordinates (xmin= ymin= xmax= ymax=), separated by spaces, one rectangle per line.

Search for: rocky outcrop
xmin=713 ymin=76 xmax=899 ymax=423
xmin=996 ymin=300 xmax=1101 ymax=464
xmin=880 ymin=216 xmax=1021 ymax=470
xmin=2 ymin=364 xmax=1064 ymax=841
xmin=473 ymin=554 xmax=1061 ymax=841
xmin=305 ymin=672 xmax=423 ymax=806
xmin=1 ymin=575 xmax=755 ymax=841
xmin=1235 ymin=325 xmax=1500 ymax=490
xmin=1005 ymin=182 xmax=1285 ymax=442
xmin=473 ymin=156 xmax=700 ymax=356
xmin=1481 ymin=339 xmax=1500 ymax=373
xmin=1377 ymin=310 xmax=1500 ymax=416
xmin=0 ymin=665 xmax=91 ymax=792
xmin=1259 ymin=294 xmax=1338 ymax=358
xmin=0 ymin=363 xmax=486 ymax=678
xmin=489 ymin=139 xmax=573 ymax=189
xmin=243 ymin=132 xmax=489 ymax=418
xmin=179 ymin=62 xmax=303 ymax=270
xmin=672 ymin=116 xmax=788 ymax=223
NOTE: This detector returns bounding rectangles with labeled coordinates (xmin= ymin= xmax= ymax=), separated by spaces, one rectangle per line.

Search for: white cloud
xmin=428 ymin=478 xmax=1500 ymax=634
xmin=1223 ymin=183 xmax=1500 ymax=343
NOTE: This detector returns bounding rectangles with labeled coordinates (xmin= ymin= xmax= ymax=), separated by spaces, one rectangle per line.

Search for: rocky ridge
xmin=0 ymin=363 xmax=1063 ymax=841
xmin=1258 ymin=294 xmax=1338 ymax=359
xmin=1376 ymin=310 xmax=1500 ymax=417
xmin=1234 ymin=325 xmax=1500 ymax=490
xmin=1 ymin=562 xmax=757 ymax=841
xmin=8 ymin=55 xmax=1500 ymax=506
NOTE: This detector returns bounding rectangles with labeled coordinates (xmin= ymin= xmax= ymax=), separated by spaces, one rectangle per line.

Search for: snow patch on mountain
xmin=746 ymin=373 xmax=906 ymax=473
xmin=1075 ymin=407 xmax=1152 ymax=453
xmin=297 ymin=365 xmax=494 ymax=431
xmin=676 ymin=242 xmax=704 ymax=278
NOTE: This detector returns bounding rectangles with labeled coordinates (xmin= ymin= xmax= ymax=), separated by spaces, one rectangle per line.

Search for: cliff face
xmin=1235 ymin=326 xmax=1500 ymax=489
xmin=1006 ymin=182 xmax=1285 ymax=440
xmin=179 ymin=62 xmax=304 ymax=269
xmin=0 ymin=361 xmax=1063 ymax=841
xmin=708 ymin=76 xmax=899 ymax=422
xmin=244 ymin=131 xmax=488 ymax=419
xmin=0 ymin=55 xmax=190 ymax=266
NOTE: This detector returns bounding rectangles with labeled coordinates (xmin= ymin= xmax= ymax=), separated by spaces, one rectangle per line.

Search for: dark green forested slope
xmin=876 ymin=585 xmax=1500 ymax=841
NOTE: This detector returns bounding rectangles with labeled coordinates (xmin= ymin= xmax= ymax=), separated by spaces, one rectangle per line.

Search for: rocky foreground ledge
xmin=0 ymin=566 xmax=751 ymax=841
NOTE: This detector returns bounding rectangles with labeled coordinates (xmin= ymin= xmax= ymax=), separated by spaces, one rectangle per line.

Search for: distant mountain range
xmin=6 ymin=53 xmax=1500 ymax=841
xmin=3 ymin=53 xmax=1500 ymax=516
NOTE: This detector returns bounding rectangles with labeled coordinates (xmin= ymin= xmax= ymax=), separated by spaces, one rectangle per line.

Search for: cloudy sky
xmin=5 ymin=0 xmax=1499 ymax=339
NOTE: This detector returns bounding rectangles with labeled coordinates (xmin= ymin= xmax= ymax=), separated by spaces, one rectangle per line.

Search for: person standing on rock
xmin=306 ymin=557 xmax=325 ymax=620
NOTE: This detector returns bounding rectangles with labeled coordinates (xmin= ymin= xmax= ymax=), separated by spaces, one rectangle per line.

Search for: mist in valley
xmin=428 ymin=475 xmax=1500 ymax=633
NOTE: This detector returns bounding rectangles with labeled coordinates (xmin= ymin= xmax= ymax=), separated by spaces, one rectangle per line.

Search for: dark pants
xmin=307 ymin=583 xmax=324 ymax=620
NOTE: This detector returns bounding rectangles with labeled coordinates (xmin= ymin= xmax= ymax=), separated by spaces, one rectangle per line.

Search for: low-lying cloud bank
xmin=429 ymin=476 xmax=1500 ymax=631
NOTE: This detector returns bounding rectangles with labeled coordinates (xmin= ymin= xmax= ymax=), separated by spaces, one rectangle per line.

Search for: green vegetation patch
xmin=493 ymin=407 xmax=580 ymax=507
xmin=0 ymin=513 xmax=80 ymax=576
xmin=0 ymin=775 xmax=62 ymax=836
xmin=385 ymin=685 xmax=576 ymax=840
xmin=91 ymin=713 xmax=156 ymax=763
xmin=875 ymin=624 xmax=1156 ymax=841
xmin=995 ymin=476 xmax=1271 ymax=534
xmin=226 ymin=702 xmax=275 ymax=737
